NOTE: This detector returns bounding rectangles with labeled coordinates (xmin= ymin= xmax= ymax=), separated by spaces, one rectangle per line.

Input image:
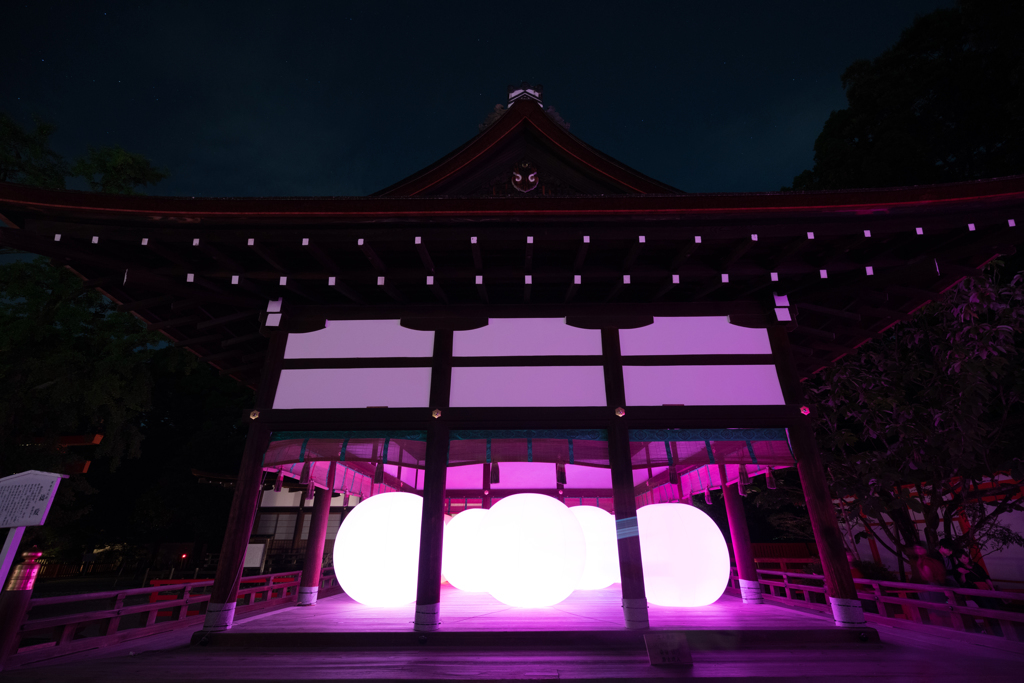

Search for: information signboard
xmin=0 ymin=470 xmax=67 ymax=529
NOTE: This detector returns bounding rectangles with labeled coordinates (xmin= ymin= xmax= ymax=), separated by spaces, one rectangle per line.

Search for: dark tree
xmin=789 ymin=0 xmax=1024 ymax=191
xmin=72 ymin=146 xmax=168 ymax=195
xmin=0 ymin=113 xmax=69 ymax=189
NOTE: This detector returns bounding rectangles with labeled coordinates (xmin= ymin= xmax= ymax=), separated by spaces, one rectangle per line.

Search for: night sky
xmin=3 ymin=1 xmax=952 ymax=197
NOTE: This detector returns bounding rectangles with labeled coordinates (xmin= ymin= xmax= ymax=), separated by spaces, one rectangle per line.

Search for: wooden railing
xmin=2 ymin=568 xmax=340 ymax=669
xmin=731 ymin=566 xmax=1024 ymax=645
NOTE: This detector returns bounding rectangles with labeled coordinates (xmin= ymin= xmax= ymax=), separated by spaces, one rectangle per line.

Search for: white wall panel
xmin=565 ymin=464 xmax=612 ymax=488
xmin=273 ymin=368 xmax=432 ymax=409
xmin=619 ymin=317 xmax=772 ymax=355
xmin=453 ymin=318 xmax=602 ymax=357
xmin=449 ymin=366 xmax=606 ymax=407
xmin=623 ymin=365 xmax=784 ymax=406
xmin=284 ymin=319 xmax=434 ymax=358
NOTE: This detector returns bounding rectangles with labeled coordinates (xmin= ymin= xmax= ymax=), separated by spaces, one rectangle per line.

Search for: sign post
xmin=0 ymin=470 xmax=67 ymax=586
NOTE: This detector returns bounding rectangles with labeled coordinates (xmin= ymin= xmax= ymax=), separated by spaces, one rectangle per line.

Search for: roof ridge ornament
xmin=508 ymin=82 xmax=543 ymax=106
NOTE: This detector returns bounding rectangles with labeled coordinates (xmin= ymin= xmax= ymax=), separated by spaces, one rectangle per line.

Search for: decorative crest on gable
xmin=507 ymin=82 xmax=543 ymax=107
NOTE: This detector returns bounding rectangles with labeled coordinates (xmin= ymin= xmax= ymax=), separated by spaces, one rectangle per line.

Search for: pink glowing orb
xmin=483 ymin=494 xmax=586 ymax=607
xmin=441 ymin=508 xmax=491 ymax=592
xmin=570 ymin=505 xmax=620 ymax=590
xmin=636 ymin=503 xmax=730 ymax=607
xmin=333 ymin=492 xmax=422 ymax=607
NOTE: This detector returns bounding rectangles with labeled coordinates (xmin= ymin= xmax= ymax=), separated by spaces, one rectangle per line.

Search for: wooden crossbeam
xmin=358 ymin=239 xmax=387 ymax=273
xmin=197 ymin=310 xmax=259 ymax=330
xmin=524 ymin=236 xmax=534 ymax=272
xmin=173 ymin=334 xmax=223 ymax=348
xmin=248 ymin=240 xmax=288 ymax=272
xmin=475 ymin=275 xmax=488 ymax=303
xmin=145 ymin=241 xmax=192 ymax=269
xmin=795 ymin=302 xmax=861 ymax=321
xmin=147 ymin=315 xmax=199 ymax=331
xmin=622 ymin=236 xmax=644 ymax=270
xmin=414 ymin=237 xmax=435 ymax=275
xmin=564 ymin=275 xmax=580 ymax=303
xmin=117 ymin=295 xmax=175 ymax=313
xmin=195 ymin=240 xmax=245 ymax=272
xmin=222 ymin=332 xmax=264 ymax=348
xmin=471 ymin=237 xmax=483 ymax=272
xmin=573 ymin=236 xmax=589 ymax=271
xmin=792 ymin=326 xmax=835 ymax=341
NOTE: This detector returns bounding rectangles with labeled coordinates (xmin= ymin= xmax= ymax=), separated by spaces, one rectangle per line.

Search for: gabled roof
xmin=373 ymin=96 xmax=682 ymax=197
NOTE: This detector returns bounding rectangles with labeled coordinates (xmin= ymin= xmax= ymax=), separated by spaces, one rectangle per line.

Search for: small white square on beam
xmin=265 ymin=313 xmax=282 ymax=327
xmin=302 ymin=238 xmax=309 ymax=245
xmin=751 ymin=234 xmax=758 ymax=241
xmin=968 ymin=223 xmax=976 ymax=231
xmin=279 ymin=276 xmax=288 ymax=286
xmin=671 ymin=274 xmax=679 ymax=284
xmin=774 ymin=294 xmax=790 ymax=307
xmin=770 ymin=272 xmax=779 ymax=281
xmin=775 ymin=307 xmax=792 ymax=322
xmin=623 ymin=275 xmax=631 ymax=284
xmin=247 ymin=238 xmax=255 ymax=246
xmin=426 ymin=276 xmax=434 ymax=285
xmin=863 ymin=229 xmax=871 ymax=237
xmin=721 ymin=274 xmax=729 ymax=283
xmin=475 ymin=275 xmax=483 ymax=285
xmin=638 ymin=236 xmax=646 ymax=243
xmin=583 ymin=235 xmax=590 ymax=243
xmin=694 ymin=235 xmax=702 ymax=243
xmin=414 ymin=236 xmax=422 ymax=244
xmin=328 ymin=276 xmax=336 ymax=286
xmin=141 ymin=238 xmax=149 ymax=245
xmin=525 ymin=275 xmax=532 ymax=284
xmin=186 ymin=273 xmax=194 ymax=283
xmin=231 ymin=275 xmax=239 ymax=285
xmin=527 ymin=236 xmax=534 ymax=244
xmin=471 ymin=236 xmax=478 ymax=244
xmin=865 ymin=266 xmax=874 ymax=276
xmin=377 ymin=276 xmax=385 ymax=286
xmin=267 ymin=298 xmax=282 ymax=313
xmin=54 ymin=234 xmax=61 ymax=241
xmin=574 ymin=275 xmax=582 ymax=285
xmin=1009 ymin=219 xmax=1016 ymax=227
xmin=192 ymin=238 xmax=200 ymax=246
xmin=807 ymin=232 xmax=815 ymax=240
xmin=916 ymin=227 xmax=924 ymax=235
xmin=819 ymin=269 xmax=828 ymax=279
xmin=91 ymin=236 xmax=99 ymax=244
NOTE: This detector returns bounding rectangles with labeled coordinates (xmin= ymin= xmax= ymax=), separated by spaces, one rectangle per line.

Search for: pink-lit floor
xmin=227 ymin=584 xmax=830 ymax=633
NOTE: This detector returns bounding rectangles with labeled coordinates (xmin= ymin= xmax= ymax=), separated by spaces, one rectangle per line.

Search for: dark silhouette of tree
xmin=789 ymin=0 xmax=1024 ymax=191
xmin=0 ymin=113 xmax=69 ymax=189
xmin=72 ymin=146 xmax=168 ymax=195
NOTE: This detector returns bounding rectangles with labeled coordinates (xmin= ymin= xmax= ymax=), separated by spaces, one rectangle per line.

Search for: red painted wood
xmin=300 ymin=462 xmax=336 ymax=591
xmin=718 ymin=462 xmax=758 ymax=584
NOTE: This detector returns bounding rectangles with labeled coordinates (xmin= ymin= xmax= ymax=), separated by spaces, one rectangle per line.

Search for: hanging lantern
xmin=766 ymin=468 xmax=777 ymax=490
xmin=738 ymin=464 xmax=750 ymax=487
xmin=274 ymin=470 xmax=284 ymax=493
xmin=373 ymin=461 xmax=385 ymax=484
xmin=306 ymin=479 xmax=316 ymax=500
xmin=556 ymin=463 xmax=567 ymax=487
xmin=299 ymin=462 xmax=311 ymax=486
xmin=490 ymin=461 xmax=500 ymax=485
xmin=704 ymin=488 xmax=713 ymax=505
xmin=668 ymin=467 xmax=680 ymax=485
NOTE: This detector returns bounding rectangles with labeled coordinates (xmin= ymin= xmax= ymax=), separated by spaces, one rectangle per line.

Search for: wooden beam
xmin=524 ymin=235 xmax=533 ymax=272
xmin=117 ymin=295 xmax=175 ymax=312
xmin=792 ymin=326 xmax=835 ymax=341
xmin=222 ymin=332 xmax=265 ymax=348
xmin=795 ymin=302 xmax=861 ymax=321
xmin=358 ymin=239 xmax=387 ymax=273
xmin=195 ymin=240 xmax=245 ymax=272
xmin=414 ymin=237 xmax=435 ymax=275
xmin=470 ymin=237 xmax=483 ymax=272
xmin=573 ymin=236 xmax=589 ymax=271
xmin=173 ymin=334 xmax=223 ymax=348
xmin=475 ymin=275 xmax=489 ymax=303
xmin=248 ymin=240 xmax=288 ymax=273
xmin=147 ymin=315 xmax=199 ymax=331
xmin=622 ymin=236 xmax=644 ymax=270
xmin=197 ymin=310 xmax=259 ymax=330
xmin=564 ymin=275 xmax=580 ymax=303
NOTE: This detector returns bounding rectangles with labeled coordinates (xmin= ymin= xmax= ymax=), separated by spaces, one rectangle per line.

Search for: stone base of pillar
xmin=203 ymin=601 xmax=237 ymax=631
xmin=297 ymin=586 xmax=319 ymax=606
xmin=738 ymin=578 xmax=764 ymax=604
xmin=413 ymin=602 xmax=440 ymax=631
xmin=829 ymin=596 xmax=866 ymax=626
xmin=622 ymin=598 xmax=649 ymax=630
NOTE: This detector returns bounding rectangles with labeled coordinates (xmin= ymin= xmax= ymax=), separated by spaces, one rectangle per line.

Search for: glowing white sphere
xmin=483 ymin=494 xmax=586 ymax=607
xmin=442 ymin=508 xmax=491 ymax=592
xmin=440 ymin=514 xmax=452 ymax=584
xmin=571 ymin=506 xmax=620 ymax=590
xmin=333 ymin=492 xmax=422 ymax=607
xmin=637 ymin=503 xmax=730 ymax=607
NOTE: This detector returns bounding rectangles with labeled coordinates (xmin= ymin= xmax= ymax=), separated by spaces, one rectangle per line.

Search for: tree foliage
xmin=0 ymin=113 xmax=69 ymax=189
xmin=71 ymin=146 xmax=168 ymax=195
xmin=807 ymin=266 xmax=1024 ymax=571
xmin=789 ymin=0 xmax=1024 ymax=190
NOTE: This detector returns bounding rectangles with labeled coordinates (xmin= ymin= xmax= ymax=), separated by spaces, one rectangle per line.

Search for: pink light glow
xmin=441 ymin=508 xmax=491 ymax=592
xmin=483 ymin=494 xmax=586 ymax=607
xmin=332 ymin=492 xmax=422 ymax=607
xmin=570 ymin=506 xmax=620 ymax=590
xmin=637 ymin=503 xmax=731 ymax=607
xmin=449 ymin=366 xmax=607 ymax=407
xmin=622 ymin=365 xmax=785 ymax=406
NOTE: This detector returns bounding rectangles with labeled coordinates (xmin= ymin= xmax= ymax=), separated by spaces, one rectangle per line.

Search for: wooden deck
xmin=4 ymin=587 xmax=1023 ymax=681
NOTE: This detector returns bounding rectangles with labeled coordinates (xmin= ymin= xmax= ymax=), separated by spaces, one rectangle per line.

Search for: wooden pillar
xmin=602 ymin=328 xmax=649 ymax=630
xmin=202 ymin=330 xmax=287 ymax=632
xmin=298 ymin=461 xmax=337 ymax=606
xmin=768 ymin=326 xmax=864 ymax=626
xmin=413 ymin=330 xmax=453 ymax=631
xmin=482 ymin=463 xmax=493 ymax=510
xmin=718 ymin=462 xmax=762 ymax=604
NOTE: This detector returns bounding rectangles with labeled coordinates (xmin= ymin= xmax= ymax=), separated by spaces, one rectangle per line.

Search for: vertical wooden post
xmin=202 ymin=330 xmax=287 ymax=632
xmin=602 ymin=328 xmax=649 ymax=630
xmin=718 ymin=462 xmax=762 ymax=604
xmin=414 ymin=330 xmax=452 ymax=631
xmin=768 ymin=326 xmax=864 ymax=626
xmin=298 ymin=461 xmax=337 ymax=606
xmin=482 ymin=463 xmax=493 ymax=510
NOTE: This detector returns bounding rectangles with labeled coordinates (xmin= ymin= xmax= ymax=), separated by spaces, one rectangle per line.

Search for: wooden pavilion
xmin=2 ymin=84 xmax=1022 ymax=636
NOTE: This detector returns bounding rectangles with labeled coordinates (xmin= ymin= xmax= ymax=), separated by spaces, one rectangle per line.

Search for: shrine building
xmin=1 ymin=84 xmax=1022 ymax=636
